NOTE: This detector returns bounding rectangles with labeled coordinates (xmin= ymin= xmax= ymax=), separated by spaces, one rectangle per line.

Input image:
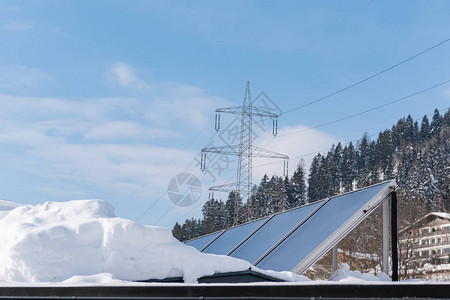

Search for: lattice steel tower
xmin=200 ymin=81 xmax=289 ymax=225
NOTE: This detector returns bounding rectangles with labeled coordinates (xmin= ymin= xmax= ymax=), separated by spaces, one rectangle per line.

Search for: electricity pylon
xmin=200 ymin=81 xmax=289 ymax=225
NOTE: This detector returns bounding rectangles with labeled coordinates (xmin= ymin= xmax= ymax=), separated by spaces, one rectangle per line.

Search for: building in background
xmin=399 ymin=212 xmax=450 ymax=280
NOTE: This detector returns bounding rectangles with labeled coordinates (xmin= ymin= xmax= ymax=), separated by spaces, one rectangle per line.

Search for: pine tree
xmin=340 ymin=142 xmax=357 ymax=192
xmin=357 ymin=134 xmax=370 ymax=174
xmin=357 ymin=134 xmax=374 ymax=188
xmin=374 ymin=129 xmax=394 ymax=180
xmin=172 ymin=222 xmax=183 ymax=241
xmin=430 ymin=109 xmax=443 ymax=137
xmin=332 ymin=143 xmax=343 ymax=193
xmin=420 ymin=115 xmax=431 ymax=141
xmin=289 ymin=160 xmax=307 ymax=207
xmin=225 ymin=192 xmax=242 ymax=227
xmin=308 ymin=154 xmax=324 ymax=201
xmin=272 ymin=176 xmax=287 ymax=213
xmin=253 ymin=174 xmax=270 ymax=219
xmin=443 ymin=109 xmax=450 ymax=128
xmin=202 ymin=198 xmax=225 ymax=234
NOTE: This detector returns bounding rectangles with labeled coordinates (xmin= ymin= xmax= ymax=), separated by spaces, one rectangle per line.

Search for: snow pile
xmin=0 ymin=199 xmax=21 ymax=212
xmin=257 ymin=269 xmax=311 ymax=282
xmin=329 ymin=263 xmax=391 ymax=283
xmin=0 ymin=199 xmax=256 ymax=283
xmin=423 ymin=263 xmax=450 ymax=272
xmin=0 ymin=199 xmax=397 ymax=285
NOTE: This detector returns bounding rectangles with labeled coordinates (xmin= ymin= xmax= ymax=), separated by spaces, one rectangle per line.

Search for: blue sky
xmin=0 ymin=0 xmax=449 ymax=228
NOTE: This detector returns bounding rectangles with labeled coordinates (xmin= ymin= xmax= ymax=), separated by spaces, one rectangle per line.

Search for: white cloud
xmin=84 ymin=121 xmax=180 ymax=141
xmin=0 ymin=66 xmax=53 ymax=90
xmin=84 ymin=121 xmax=143 ymax=141
xmin=105 ymin=63 xmax=230 ymax=128
xmin=252 ymin=124 xmax=339 ymax=181
xmin=0 ymin=92 xmax=211 ymax=210
xmin=109 ymin=63 xmax=150 ymax=90
xmin=2 ymin=20 xmax=33 ymax=32
xmin=146 ymin=84 xmax=230 ymax=128
xmin=0 ymin=77 xmax=235 ymax=223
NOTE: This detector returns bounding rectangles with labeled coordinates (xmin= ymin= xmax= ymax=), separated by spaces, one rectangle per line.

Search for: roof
xmin=400 ymin=212 xmax=450 ymax=234
xmin=136 ymin=269 xmax=285 ymax=283
xmin=429 ymin=212 xmax=450 ymax=220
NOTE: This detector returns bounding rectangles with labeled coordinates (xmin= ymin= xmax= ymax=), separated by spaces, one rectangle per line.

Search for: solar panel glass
xmin=256 ymin=182 xmax=390 ymax=272
xmin=230 ymin=201 xmax=322 ymax=263
xmin=203 ymin=218 xmax=268 ymax=255
xmin=185 ymin=231 xmax=223 ymax=250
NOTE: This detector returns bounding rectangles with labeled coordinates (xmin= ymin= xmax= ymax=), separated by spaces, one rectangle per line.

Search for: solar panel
xmin=185 ymin=231 xmax=223 ymax=251
xmin=229 ymin=201 xmax=322 ymax=264
xmin=256 ymin=181 xmax=393 ymax=273
xmin=202 ymin=217 xmax=268 ymax=255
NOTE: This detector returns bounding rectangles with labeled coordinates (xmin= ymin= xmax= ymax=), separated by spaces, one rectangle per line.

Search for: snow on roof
xmin=0 ymin=199 xmax=311 ymax=284
xmin=0 ymin=199 xmax=395 ymax=285
xmin=328 ymin=263 xmax=391 ymax=283
xmin=400 ymin=212 xmax=450 ymax=234
xmin=429 ymin=212 xmax=450 ymax=220
xmin=0 ymin=199 xmax=258 ymax=283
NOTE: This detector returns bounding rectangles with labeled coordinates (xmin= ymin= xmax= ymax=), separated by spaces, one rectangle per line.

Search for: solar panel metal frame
xmin=254 ymin=180 xmax=395 ymax=274
xmin=292 ymin=180 xmax=395 ymax=274
xmin=227 ymin=200 xmax=324 ymax=261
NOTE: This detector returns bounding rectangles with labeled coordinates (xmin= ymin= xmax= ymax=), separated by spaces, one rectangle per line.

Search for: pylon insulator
xmin=215 ymin=113 xmax=221 ymax=131
xmin=273 ymin=118 xmax=278 ymax=136
xmin=200 ymin=153 xmax=207 ymax=171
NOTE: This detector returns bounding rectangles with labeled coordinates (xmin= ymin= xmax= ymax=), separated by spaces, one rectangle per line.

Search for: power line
xmin=253 ymin=106 xmax=450 ymax=169
xmin=255 ymin=78 xmax=449 ymax=162
xmin=281 ymin=37 xmax=450 ymax=115
xmin=238 ymin=37 xmax=450 ymax=135
xmin=276 ymin=79 xmax=450 ymax=138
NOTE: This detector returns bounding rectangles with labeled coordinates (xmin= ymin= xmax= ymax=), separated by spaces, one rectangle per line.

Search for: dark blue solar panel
xmin=256 ymin=182 xmax=390 ymax=271
xmin=203 ymin=218 xmax=268 ymax=255
xmin=229 ymin=201 xmax=322 ymax=263
xmin=185 ymin=231 xmax=222 ymax=251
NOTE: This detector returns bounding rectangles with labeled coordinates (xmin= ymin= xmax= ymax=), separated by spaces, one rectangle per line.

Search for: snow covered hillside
xmin=0 ymin=199 xmax=259 ymax=283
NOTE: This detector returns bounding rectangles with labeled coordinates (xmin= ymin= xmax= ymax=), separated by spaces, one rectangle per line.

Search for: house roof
xmin=429 ymin=212 xmax=450 ymax=220
xmin=400 ymin=212 xmax=450 ymax=234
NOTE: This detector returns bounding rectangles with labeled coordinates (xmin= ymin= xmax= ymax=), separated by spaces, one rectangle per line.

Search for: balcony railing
xmin=417 ymin=241 xmax=450 ymax=249
xmin=417 ymin=230 xmax=450 ymax=237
